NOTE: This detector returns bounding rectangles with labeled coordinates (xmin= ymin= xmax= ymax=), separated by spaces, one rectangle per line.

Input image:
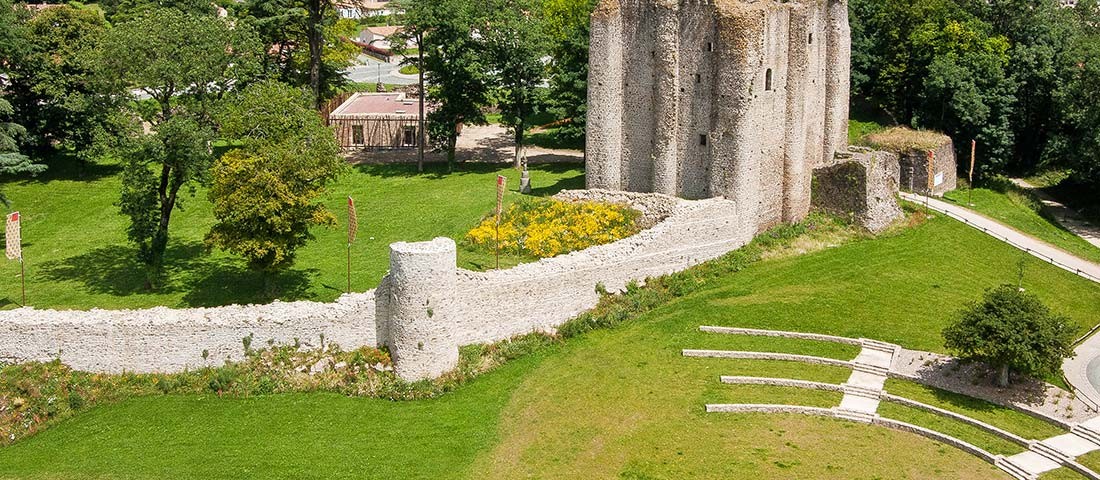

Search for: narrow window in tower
xmin=699 ymin=134 xmax=708 ymax=146
xmin=808 ymin=33 xmax=813 ymax=45
xmin=707 ymin=42 xmax=714 ymax=52
xmin=695 ymin=73 xmax=701 ymax=84
xmin=765 ymin=69 xmax=774 ymax=91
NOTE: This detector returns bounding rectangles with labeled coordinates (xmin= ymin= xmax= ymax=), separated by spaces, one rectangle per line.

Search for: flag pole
xmin=496 ymin=176 xmax=505 ymax=270
xmin=20 ymin=257 xmax=25 ymax=307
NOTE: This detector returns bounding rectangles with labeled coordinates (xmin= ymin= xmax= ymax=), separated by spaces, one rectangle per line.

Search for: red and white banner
xmin=347 ymin=197 xmax=358 ymax=245
xmin=5 ymin=212 xmax=20 ymax=261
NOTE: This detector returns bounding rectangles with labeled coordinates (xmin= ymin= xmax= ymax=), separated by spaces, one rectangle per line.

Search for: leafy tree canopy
xmin=208 ymin=80 xmax=345 ymax=282
xmin=943 ymin=284 xmax=1078 ymax=387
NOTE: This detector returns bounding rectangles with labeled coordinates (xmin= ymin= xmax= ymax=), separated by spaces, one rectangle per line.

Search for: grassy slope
xmin=4 ymin=215 xmax=1100 ymax=479
xmin=0 ymin=160 xmax=583 ymax=310
xmin=943 ymin=186 xmax=1100 ymax=264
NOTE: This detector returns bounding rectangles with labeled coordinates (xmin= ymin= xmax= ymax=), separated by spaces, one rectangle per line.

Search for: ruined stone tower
xmin=587 ymin=0 xmax=851 ymax=234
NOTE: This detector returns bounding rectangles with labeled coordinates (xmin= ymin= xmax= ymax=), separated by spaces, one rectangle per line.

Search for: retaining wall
xmin=0 ymin=190 xmax=753 ymax=380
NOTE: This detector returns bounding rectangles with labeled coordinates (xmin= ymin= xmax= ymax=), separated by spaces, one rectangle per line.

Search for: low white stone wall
xmin=0 ymin=293 xmax=376 ymax=373
xmin=0 ymin=190 xmax=754 ymax=379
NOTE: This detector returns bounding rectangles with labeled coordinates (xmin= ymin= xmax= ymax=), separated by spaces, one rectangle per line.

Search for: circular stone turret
xmin=383 ymin=237 xmax=458 ymax=381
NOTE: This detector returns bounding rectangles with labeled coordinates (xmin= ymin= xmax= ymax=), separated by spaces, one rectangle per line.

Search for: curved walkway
xmin=687 ymin=326 xmax=1100 ymax=479
xmin=901 ymin=192 xmax=1100 ymax=410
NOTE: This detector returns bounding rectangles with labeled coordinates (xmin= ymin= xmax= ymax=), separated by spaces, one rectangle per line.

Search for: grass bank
xmin=943 ymin=180 xmax=1100 ymax=264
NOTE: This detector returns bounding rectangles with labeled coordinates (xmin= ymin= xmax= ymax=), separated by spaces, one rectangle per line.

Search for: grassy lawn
xmin=0 ymin=159 xmax=584 ymax=310
xmin=943 ymin=184 xmax=1100 ymax=265
xmin=3 ymin=213 xmax=1099 ymax=478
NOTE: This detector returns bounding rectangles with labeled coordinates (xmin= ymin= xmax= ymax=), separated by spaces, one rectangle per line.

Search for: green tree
xmin=0 ymin=0 xmax=46 ymax=205
xmin=208 ymin=80 xmax=344 ymax=288
xmin=400 ymin=0 xmax=490 ymax=173
xmin=239 ymin=0 xmax=359 ymax=104
xmin=101 ymin=8 xmax=261 ymax=287
xmin=6 ymin=5 xmax=123 ymax=162
xmin=943 ymin=285 xmax=1077 ymax=387
xmin=544 ymin=0 xmax=595 ymax=144
xmin=483 ymin=0 xmax=549 ymax=168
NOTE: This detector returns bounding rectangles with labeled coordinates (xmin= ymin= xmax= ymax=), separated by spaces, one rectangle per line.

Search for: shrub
xmin=465 ymin=198 xmax=641 ymax=259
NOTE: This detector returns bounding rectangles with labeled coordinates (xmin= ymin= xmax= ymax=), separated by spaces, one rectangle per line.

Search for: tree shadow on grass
xmin=38 ymin=241 xmax=318 ymax=308
xmin=179 ymin=262 xmax=316 ymax=308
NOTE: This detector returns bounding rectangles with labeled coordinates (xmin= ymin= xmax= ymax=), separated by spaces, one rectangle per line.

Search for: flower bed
xmin=464 ymin=198 xmax=641 ymax=259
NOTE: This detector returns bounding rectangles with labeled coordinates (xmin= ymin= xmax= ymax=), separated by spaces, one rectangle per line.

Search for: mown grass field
xmin=0 ymin=158 xmax=584 ymax=310
xmin=943 ymin=184 xmax=1100 ymax=265
xmin=2 ymin=212 xmax=1098 ymax=479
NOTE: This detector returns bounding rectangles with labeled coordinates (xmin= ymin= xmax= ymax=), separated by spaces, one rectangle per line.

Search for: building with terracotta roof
xmin=327 ymin=92 xmax=429 ymax=150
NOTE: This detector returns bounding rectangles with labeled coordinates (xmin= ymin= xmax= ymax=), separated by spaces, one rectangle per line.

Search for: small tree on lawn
xmin=101 ymin=8 xmax=261 ymax=288
xmin=207 ymin=80 xmax=345 ymax=293
xmin=943 ymin=285 xmax=1078 ymax=387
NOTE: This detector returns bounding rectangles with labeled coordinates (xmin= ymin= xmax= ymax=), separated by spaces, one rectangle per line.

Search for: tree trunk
xmin=997 ymin=364 xmax=1010 ymax=388
xmin=513 ymin=119 xmax=524 ymax=169
xmin=447 ymin=133 xmax=457 ymax=174
xmin=307 ymin=0 xmax=324 ymax=108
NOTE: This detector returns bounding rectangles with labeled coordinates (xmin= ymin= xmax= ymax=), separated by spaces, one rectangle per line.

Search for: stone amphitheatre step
xmin=841 ymin=383 xmax=883 ymax=400
xmin=852 ymin=348 xmax=894 ymax=369
xmin=996 ymin=456 xmax=1039 ymax=480
xmin=838 ymin=394 xmax=881 ymax=415
xmin=1046 ymin=432 xmax=1100 ymax=457
xmin=852 ymin=361 xmax=890 ymax=377
xmin=833 ymin=407 xmax=879 ymax=424
xmin=1006 ymin=451 xmax=1063 ymax=477
xmin=860 ymin=338 xmax=899 ymax=355
xmin=1072 ymin=423 xmax=1100 ymax=448
xmin=1032 ymin=440 xmax=1072 ymax=465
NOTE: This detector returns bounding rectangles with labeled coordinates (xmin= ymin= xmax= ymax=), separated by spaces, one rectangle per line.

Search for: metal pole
xmin=346 ymin=244 xmax=351 ymax=293
xmin=20 ymin=258 xmax=25 ymax=307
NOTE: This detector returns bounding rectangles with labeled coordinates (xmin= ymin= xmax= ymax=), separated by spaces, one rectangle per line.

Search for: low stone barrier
xmin=699 ymin=326 xmax=862 ymax=346
xmin=0 ymin=190 xmax=754 ymax=380
xmin=881 ymin=393 xmax=1031 ymax=447
xmin=873 ymin=416 xmax=999 ymax=464
xmin=682 ymin=350 xmax=855 ymax=370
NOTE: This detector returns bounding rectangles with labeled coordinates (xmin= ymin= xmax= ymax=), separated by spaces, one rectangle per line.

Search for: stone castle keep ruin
xmin=587 ymin=0 xmax=856 ymax=234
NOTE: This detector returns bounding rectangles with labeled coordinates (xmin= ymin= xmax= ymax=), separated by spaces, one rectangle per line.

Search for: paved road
xmin=1011 ymin=178 xmax=1100 ymax=250
xmin=343 ymin=54 xmax=418 ymax=86
xmin=900 ymin=192 xmax=1100 ymax=411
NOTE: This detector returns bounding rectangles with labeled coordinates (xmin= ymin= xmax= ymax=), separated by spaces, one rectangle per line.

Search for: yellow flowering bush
xmin=466 ymin=198 xmax=641 ymax=259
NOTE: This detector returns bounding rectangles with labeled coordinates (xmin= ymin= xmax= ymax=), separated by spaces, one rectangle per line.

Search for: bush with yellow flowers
xmin=465 ymin=198 xmax=641 ymax=259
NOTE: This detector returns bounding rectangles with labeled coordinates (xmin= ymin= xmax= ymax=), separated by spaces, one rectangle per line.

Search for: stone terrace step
xmin=1073 ymin=424 xmax=1100 ymax=448
xmin=996 ymin=456 xmax=1039 ymax=480
xmin=1031 ymin=440 xmax=1072 ymax=465
xmin=841 ymin=383 xmax=883 ymax=400
xmin=860 ymin=338 xmax=899 ymax=355
xmin=833 ymin=407 xmax=879 ymax=424
xmin=852 ymin=362 xmax=889 ymax=377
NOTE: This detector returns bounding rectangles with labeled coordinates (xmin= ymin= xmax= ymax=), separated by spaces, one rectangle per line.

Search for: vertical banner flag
xmin=969 ymin=140 xmax=976 ymax=184
xmin=347 ymin=197 xmax=358 ymax=245
xmin=346 ymin=197 xmax=357 ymax=293
xmin=5 ymin=212 xmax=20 ymax=260
xmin=926 ymin=150 xmax=936 ymax=192
xmin=496 ymin=175 xmax=506 ymax=221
